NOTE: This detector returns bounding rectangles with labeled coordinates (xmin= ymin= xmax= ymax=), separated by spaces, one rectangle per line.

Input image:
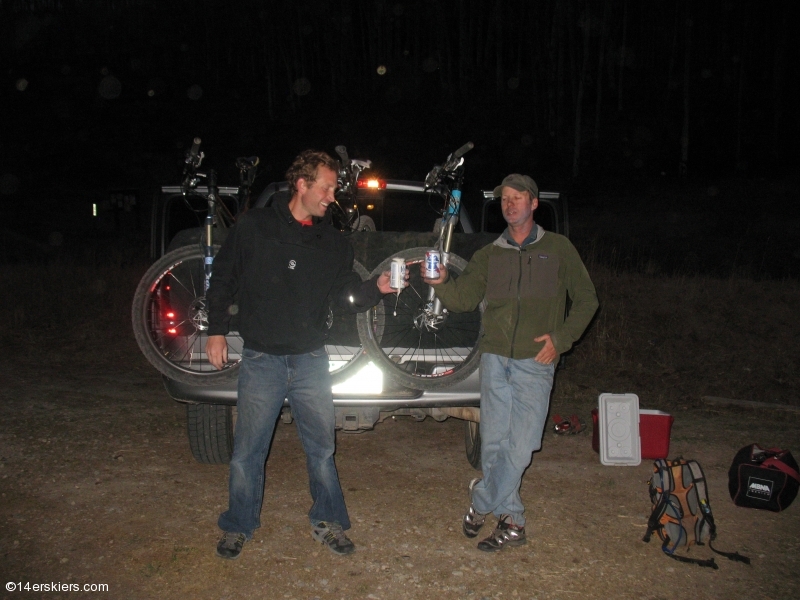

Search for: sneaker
xmin=477 ymin=515 xmax=526 ymax=552
xmin=462 ymin=477 xmax=485 ymax=538
xmin=468 ymin=477 xmax=482 ymax=495
xmin=216 ymin=532 xmax=246 ymax=560
xmin=311 ymin=522 xmax=355 ymax=556
xmin=463 ymin=505 xmax=486 ymax=538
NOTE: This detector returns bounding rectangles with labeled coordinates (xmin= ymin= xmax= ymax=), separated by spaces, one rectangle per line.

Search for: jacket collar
xmin=493 ymin=223 xmax=544 ymax=249
xmin=273 ymin=193 xmax=333 ymax=227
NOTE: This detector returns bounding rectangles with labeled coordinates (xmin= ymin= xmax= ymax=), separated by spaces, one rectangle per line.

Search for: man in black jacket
xmin=206 ymin=150 xmax=396 ymax=559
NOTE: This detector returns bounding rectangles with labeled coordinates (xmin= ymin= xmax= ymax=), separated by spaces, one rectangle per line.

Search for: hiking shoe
xmin=216 ymin=532 xmax=246 ymax=560
xmin=311 ymin=522 xmax=355 ymax=556
xmin=477 ymin=515 xmax=526 ymax=552
xmin=463 ymin=504 xmax=486 ymax=538
xmin=468 ymin=477 xmax=482 ymax=495
xmin=462 ymin=477 xmax=485 ymax=538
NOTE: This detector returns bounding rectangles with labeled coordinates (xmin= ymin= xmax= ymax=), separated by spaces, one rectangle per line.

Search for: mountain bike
xmin=131 ymin=139 xmax=371 ymax=385
xmin=356 ymin=142 xmax=483 ymax=390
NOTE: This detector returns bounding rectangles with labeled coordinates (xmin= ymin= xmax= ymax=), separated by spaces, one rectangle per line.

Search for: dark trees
xmin=2 ymin=0 xmax=795 ymax=178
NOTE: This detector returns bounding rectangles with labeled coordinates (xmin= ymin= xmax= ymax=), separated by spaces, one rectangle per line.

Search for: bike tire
xmin=131 ymin=245 xmax=242 ymax=385
xmin=327 ymin=260 xmax=370 ymax=384
xmin=357 ymin=248 xmax=483 ymax=390
xmin=132 ymin=245 xmax=370 ymax=386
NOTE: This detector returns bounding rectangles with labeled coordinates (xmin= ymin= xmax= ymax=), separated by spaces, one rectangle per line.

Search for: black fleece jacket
xmin=206 ymin=196 xmax=382 ymax=355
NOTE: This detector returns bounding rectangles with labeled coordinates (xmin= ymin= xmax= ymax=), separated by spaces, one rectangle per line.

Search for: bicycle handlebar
xmin=189 ymin=137 xmax=201 ymax=161
xmin=183 ymin=137 xmax=204 ymax=185
xmin=424 ymin=142 xmax=474 ymax=190
xmin=335 ymin=145 xmax=350 ymax=167
xmin=442 ymin=141 xmax=473 ymax=172
xmin=453 ymin=141 xmax=474 ymax=160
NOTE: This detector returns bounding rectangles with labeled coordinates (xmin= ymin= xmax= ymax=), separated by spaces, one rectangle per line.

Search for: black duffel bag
xmin=728 ymin=444 xmax=800 ymax=512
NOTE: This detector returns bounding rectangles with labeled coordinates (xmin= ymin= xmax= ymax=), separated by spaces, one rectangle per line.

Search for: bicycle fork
xmin=417 ymin=189 xmax=461 ymax=331
xmin=203 ymin=170 xmax=219 ymax=295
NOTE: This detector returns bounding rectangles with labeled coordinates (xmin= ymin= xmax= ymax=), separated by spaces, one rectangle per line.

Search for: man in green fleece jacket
xmin=423 ymin=173 xmax=598 ymax=552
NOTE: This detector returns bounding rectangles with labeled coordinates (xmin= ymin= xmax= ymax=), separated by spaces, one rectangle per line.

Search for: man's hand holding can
xmin=421 ymin=263 xmax=449 ymax=285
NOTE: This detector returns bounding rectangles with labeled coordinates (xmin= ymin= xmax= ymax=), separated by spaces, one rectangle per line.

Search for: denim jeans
xmin=217 ymin=347 xmax=350 ymax=538
xmin=470 ymin=353 xmax=555 ymax=527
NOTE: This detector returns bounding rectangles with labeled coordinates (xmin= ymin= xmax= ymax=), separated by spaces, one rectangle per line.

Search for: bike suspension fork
xmin=426 ymin=188 xmax=461 ymax=315
xmin=203 ymin=170 xmax=219 ymax=294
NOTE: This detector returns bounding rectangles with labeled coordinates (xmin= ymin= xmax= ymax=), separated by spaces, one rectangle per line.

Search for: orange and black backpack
xmin=643 ymin=457 xmax=750 ymax=569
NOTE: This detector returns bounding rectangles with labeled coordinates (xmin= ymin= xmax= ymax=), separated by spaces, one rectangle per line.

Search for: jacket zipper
xmin=509 ymin=249 xmax=524 ymax=357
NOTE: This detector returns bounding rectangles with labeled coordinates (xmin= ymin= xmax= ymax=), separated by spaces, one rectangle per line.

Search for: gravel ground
xmin=2 ymin=334 xmax=799 ymax=600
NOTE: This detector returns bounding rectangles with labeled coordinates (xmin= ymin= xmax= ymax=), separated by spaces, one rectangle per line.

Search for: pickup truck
xmin=147 ymin=172 xmax=568 ymax=468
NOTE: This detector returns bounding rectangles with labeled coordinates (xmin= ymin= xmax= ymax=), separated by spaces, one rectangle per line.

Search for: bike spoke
xmin=166 ymin=265 xmax=196 ymax=297
xmin=164 ymin=333 xmax=195 ymax=365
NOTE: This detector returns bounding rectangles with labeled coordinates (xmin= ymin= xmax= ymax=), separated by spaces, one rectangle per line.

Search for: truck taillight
xmin=357 ymin=178 xmax=385 ymax=189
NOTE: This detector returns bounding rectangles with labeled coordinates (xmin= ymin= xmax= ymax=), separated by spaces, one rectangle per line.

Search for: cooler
xmin=592 ymin=407 xmax=674 ymax=460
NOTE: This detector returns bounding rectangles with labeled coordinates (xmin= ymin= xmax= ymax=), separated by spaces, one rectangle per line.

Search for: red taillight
xmin=167 ymin=327 xmax=178 ymax=335
xmin=166 ymin=311 xmax=176 ymax=319
xmin=357 ymin=178 xmax=386 ymax=190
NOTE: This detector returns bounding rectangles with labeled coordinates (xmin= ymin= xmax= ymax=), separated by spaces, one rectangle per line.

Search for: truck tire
xmin=464 ymin=420 xmax=482 ymax=470
xmin=187 ymin=403 xmax=234 ymax=464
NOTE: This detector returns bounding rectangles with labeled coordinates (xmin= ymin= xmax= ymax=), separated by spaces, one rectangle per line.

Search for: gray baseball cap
xmin=493 ymin=174 xmax=539 ymax=199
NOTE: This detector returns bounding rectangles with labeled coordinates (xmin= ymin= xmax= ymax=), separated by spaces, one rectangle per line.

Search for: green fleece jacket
xmin=435 ymin=225 xmax=598 ymax=359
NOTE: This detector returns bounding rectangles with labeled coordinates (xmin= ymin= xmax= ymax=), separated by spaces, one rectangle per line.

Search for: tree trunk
xmin=735 ymin=4 xmax=747 ymax=171
xmin=459 ymin=0 xmax=468 ymax=96
xmin=556 ymin=1 xmax=567 ymax=141
xmin=573 ymin=1 xmax=591 ymax=178
xmin=617 ymin=0 xmax=628 ymax=112
xmin=679 ymin=3 xmax=692 ymax=177
xmin=665 ymin=3 xmax=679 ymax=112
xmin=567 ymin=0 xmax=579 ymax=108
xmin=772 ymin=2 xmax=787 ymax=161
xmin=594 ymin=0 xmax=610 ymax=146
xmin=547 ymin=0 xmax=561 ymax=138
xmin=495 ymin=0 xmax=504 ymax=100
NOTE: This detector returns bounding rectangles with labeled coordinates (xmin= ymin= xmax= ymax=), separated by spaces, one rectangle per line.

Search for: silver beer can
xmin=424 ymin=250 xmax=441 ymax=279
xmin=390 ymin=257 xmax=406 ymax=289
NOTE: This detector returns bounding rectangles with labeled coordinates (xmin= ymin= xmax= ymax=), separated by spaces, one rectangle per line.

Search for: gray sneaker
xmin=311 ymin=522 xmax=355 ymax=556
xmin=477 ymin=515 xmax=526 ymax=552
xmin=216 ymin=532 xmax=246 ymax=560
xmin=462 ymin=477 xmax=485 ymax=538
xmin=468 ymin=477 xmax=482 ymax=495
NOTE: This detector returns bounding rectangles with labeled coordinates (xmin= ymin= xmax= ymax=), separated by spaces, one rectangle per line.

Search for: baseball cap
xmin=493 ymin=174 xmax=539 ymax=199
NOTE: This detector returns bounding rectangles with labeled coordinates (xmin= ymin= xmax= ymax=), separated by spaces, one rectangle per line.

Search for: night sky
xmin=2 ymin=0 xmax=797 ymax=270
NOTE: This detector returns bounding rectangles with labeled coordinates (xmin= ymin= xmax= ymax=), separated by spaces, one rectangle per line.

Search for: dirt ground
xmin=2 ymin=330 xmax=799 ymax=600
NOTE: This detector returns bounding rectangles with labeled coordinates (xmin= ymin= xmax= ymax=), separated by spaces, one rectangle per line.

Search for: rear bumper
xmin=162 ymin=368 xmax=481 ymax=409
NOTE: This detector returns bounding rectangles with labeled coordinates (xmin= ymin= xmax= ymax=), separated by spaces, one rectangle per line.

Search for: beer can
xmin=424 ymin=250 xmax=441 ymax=279
xmin=390 ymin=257 xmax=406 ymax=289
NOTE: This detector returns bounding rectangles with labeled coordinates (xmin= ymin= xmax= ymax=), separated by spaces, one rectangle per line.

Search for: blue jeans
xmin=217 ymin=348 xmax=350 ymax=538
xmin=470 ymin=353 xmax=555 ymax=527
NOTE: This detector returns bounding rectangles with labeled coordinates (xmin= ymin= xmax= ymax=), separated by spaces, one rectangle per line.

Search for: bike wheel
xmin=357 ymin=248 xmax=483 ymax=390
xmin=132 ymin=245 xmax=242 ymax=385
xmin=326 ymin=260 xmax=370 ymax=384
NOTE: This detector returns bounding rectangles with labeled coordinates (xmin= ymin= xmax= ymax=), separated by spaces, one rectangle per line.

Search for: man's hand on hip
xmin=206 ymin=335 xmax=228 ymax=370
xmin=533 ymin=333 xmax=557 ymax=364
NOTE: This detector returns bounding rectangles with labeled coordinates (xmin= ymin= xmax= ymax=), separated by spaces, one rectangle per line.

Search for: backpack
xmin=643 ymin=458 xmax=750 ymax=569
